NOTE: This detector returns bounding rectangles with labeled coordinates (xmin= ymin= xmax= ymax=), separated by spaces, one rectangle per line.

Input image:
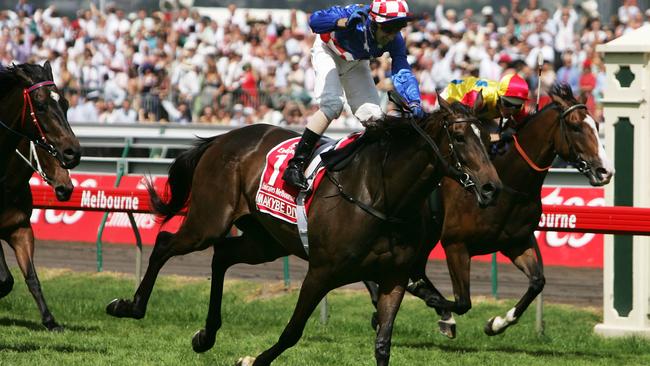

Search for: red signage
xmin=30 ymin=174 xmax=605 ymax=268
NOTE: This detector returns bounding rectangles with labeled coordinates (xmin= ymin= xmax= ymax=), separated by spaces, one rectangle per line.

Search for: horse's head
xmin=3 ymin=62 xmax=81 ymax=169
xmin=38 ymin=143 xmax=74 ymax=201
xmin=431 ymin=92 xmax=502 ymax=207
xmin=549 ymin=84 xmax=614 ymax=186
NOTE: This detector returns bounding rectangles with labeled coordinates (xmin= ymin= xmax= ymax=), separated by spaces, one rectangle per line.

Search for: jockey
xmin=440 ymin=73 xmax=530 ymax=144
xmin=282 ymin=0 xmax=423 ymax=190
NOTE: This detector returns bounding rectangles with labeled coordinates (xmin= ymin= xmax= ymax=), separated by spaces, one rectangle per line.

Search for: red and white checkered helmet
xmin=369 ymin=0 xmax=414 ymax=24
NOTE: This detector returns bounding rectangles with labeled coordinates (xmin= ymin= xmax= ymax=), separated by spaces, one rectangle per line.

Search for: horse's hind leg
xmin=106 ymin=201 xmax=237 ymax=319
xmin=8 ymin=227 xmax=61 ymax=331
xmin=0 ymin=241 xmax=15 ymax=299
xmin=193 ymin=224 xmax=288 ymax=353
xmin=243 ymin=268 xmax=330 ymax=366
xmin=484 ymin=234 xmax=545 ymax=336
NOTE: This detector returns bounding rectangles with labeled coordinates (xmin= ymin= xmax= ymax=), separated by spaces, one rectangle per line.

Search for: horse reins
xmin=409 ymin=117 xmax=476 ymax=189
xmin=0 ymin=80 xmax=59 ymax=158
xmin=324 ymin=114 xmax=481 ymax=225
xmin=15 ymin=141 xmax=53 ymax=185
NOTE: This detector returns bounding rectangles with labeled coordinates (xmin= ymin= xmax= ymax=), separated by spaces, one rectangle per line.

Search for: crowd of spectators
xmin=1 ymin=0 xmax=649 ymax=126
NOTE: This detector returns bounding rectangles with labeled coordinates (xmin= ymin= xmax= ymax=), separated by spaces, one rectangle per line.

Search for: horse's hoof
xmin=44 ymin=320 xmax=64 ymax=332
xmin=438 ymin=319 xmax=456 ymax=339
xmin=484 ymin=316 xmax=505 ymax=336
xmin=192 ymin=329 xmax=215 ymax=353
xmin=371 ymin=312 xmax=378 ymax=330
xmin=236 ymin=356 xmax=256 ymax=366
xmin=106 ymin=298 xmax=144 ymax=319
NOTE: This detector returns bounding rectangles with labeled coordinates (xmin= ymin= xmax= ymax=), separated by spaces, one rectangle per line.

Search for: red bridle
xmin=20 ymin=80 xmax=56 ymax=144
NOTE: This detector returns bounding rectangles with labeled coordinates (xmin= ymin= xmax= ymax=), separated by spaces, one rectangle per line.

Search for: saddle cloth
xmin=255 ymin=132 xmax=362 ymax=224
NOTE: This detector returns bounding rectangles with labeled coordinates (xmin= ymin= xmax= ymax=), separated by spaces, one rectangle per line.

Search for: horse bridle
xmin=557 ymin=103 xmax=592 ymax=175
xmin=0 ymin=80 xmax=59 ymax=158
xmin=409 ymin=116 xmax=477 ymax=189
xmin=15 ymin=141 xmax=54 ymax=185
xmin=513 ymin=103 xmax=591 ymax=175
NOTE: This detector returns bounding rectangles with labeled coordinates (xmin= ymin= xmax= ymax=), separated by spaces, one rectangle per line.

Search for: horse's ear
xmin=473 ymin=90 xmax=484 ymax=114
xmin=43 ymin=61 xmax=54 ymax=80
xmin=13 ymin=64 xmax=33 ymax=85
xmin=436 ymin=91 xmax=452 ymax=114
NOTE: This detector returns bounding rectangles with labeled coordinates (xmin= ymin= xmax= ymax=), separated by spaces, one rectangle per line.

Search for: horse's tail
xmin=146 ymin=136 xmax=218 ymax=224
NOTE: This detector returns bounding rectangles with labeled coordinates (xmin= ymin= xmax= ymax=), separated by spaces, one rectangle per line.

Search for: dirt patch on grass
xmin=243 ymin=281 xmax=294 ymax=302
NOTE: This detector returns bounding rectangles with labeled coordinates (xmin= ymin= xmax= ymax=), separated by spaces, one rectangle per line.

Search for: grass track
xmin=0 ymin=268 xmax=648 ymax=366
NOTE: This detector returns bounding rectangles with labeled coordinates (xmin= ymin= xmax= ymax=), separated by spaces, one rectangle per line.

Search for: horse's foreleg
xmin=193 ymin=232 xmax=287 ymax=353
xmin=374 ymin=275 xmax=407 ymax=366
xmin=9 ymin=227 xmax=61 ymax=331
xmin=0 ymin=241 xmax=14 ymax=299
xmin=484 ymin=235 xmax=545 ymax=336
xmin=426 ymin=242 xmax=471 ymax=316
xmin=250 ymin=269 xmax=330 ymax=366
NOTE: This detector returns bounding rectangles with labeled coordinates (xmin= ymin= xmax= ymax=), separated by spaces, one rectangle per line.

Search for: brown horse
xmin=365 ymin=83 xmax=614 ymax=338
xmin=0 ymin=62 xmax=80 ymax=181
xmin=0 ymin=139 xmax=73 ymax=331
xmin=106 ymin=97 xmax=502 ymax=365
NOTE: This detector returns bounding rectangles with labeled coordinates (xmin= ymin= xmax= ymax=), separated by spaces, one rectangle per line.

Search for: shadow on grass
xmin=397 ymin=341 xmax=613 ymax=360
xmin=0 ymin=341 xmax=107 ymax=354
xmin=0 ymin=317 xmax=99 ymax=332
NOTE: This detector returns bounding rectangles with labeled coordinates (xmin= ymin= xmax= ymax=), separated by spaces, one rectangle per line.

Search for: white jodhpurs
xmin=311 ymin=37 xmax=383 ymax=126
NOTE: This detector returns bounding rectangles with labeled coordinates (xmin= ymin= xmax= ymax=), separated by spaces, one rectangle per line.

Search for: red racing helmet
xmin=498 ymin=73 xmax=529 ymax=106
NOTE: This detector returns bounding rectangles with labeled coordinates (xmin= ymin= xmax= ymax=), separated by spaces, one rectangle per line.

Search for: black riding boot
xmin=282 ymin=128 xmax=321 ymax=190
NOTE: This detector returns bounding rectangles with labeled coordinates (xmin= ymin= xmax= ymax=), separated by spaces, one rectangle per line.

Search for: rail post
xmin=595 ymin=27 xmax=650 ymax=338
xmin=96 ymin=138 xmax=131 ymax=272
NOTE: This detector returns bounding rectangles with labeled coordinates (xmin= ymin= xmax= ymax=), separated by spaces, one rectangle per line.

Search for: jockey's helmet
xmin=369 ymin=0 xmax=414 ymax=26
xmin=498 ymin=73 xmax=529 ymax=108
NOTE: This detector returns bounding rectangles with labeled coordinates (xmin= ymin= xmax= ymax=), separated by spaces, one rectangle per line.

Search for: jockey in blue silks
xmin=282 ymin=0 xmax=423 ymax=190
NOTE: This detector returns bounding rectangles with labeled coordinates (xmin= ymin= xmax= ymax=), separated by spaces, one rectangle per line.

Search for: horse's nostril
xmin=595 ymin=167 xmax=609 ymax=179
xmin=63 ymin=148 xmax=79 ymax=160
xmin=482 ymin=183 xmax=496 ymax=193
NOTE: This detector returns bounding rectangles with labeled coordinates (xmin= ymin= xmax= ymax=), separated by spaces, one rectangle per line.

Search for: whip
xmin=535 ymin=51 xmax=543 ymax=112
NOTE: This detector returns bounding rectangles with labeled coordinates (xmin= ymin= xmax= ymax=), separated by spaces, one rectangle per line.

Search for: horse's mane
xmin=0 ymin=63 xmax=47 ymax=97
xmin=548 ymin=82 xmax=578 ymax=104
xmin=518 ymin=82 xmax=577 ymax=128
xmin=377 ymin=101 xmax=472 ymax=132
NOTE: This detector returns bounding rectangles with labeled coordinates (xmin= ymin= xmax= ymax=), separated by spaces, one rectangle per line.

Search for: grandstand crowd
xmin=1 ymin=0 xmax=649 ymax=126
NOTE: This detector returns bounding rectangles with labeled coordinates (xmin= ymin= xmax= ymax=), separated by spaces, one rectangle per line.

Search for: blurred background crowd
xmin=1 ymin=0 xmax=648 ymax=126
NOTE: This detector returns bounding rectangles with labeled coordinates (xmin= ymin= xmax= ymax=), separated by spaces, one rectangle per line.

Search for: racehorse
xmin=0 ymin=62 xmax=80 ymax=181
xmin=0 ymin=140 xmax=73 ymax=331
xmin=364 ymin=83 xmax=614 ymax=339
xmin=106 ymin=96 xmax=502 ymax=365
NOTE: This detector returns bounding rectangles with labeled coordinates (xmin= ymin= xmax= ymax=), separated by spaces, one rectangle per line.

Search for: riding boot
xmin=282 ymin=128 xmax=321 ymax=190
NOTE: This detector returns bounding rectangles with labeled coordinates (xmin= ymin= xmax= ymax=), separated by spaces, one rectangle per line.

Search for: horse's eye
xmin=453 ymin=134 xmax=466 ymax=143
xmin=569 ymin=122 xmax=582 ymax=132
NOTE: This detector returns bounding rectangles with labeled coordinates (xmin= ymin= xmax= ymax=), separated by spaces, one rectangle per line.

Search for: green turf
xmin=0 ymin=268 xmax=648 ymax=366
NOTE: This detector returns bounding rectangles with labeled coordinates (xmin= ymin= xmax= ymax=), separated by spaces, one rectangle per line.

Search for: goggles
xmin=500 ymin=98 xmax=524 ymax=110
xmin=378 ymin=21 xmax=407 ymax=34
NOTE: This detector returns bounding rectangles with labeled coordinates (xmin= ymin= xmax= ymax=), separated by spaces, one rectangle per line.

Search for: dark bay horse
xmin=0 ymin=62 xmax=80 ymax=182
xmin=106 ymin=97 xmax=502 ymax=365
xmin=0 ymin=140 xmax=73 ymax=331
xmin=365 ymin=83 xmax=614 ymax=338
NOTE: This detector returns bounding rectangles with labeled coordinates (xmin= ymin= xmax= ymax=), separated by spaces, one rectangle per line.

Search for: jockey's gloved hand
xmin=500 ymin=127 xmax=516 ymax=142
xmin=346 ymin=10 xmax=367 ymax=30
xmin=409 ymin=102 xmax=425 ymax=119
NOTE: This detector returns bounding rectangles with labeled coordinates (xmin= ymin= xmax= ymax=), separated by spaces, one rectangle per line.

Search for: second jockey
xmin=440 ymin=73 xmax=530 ymax=147
xmin=282 ymin=0 xmax=423 ymax=190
